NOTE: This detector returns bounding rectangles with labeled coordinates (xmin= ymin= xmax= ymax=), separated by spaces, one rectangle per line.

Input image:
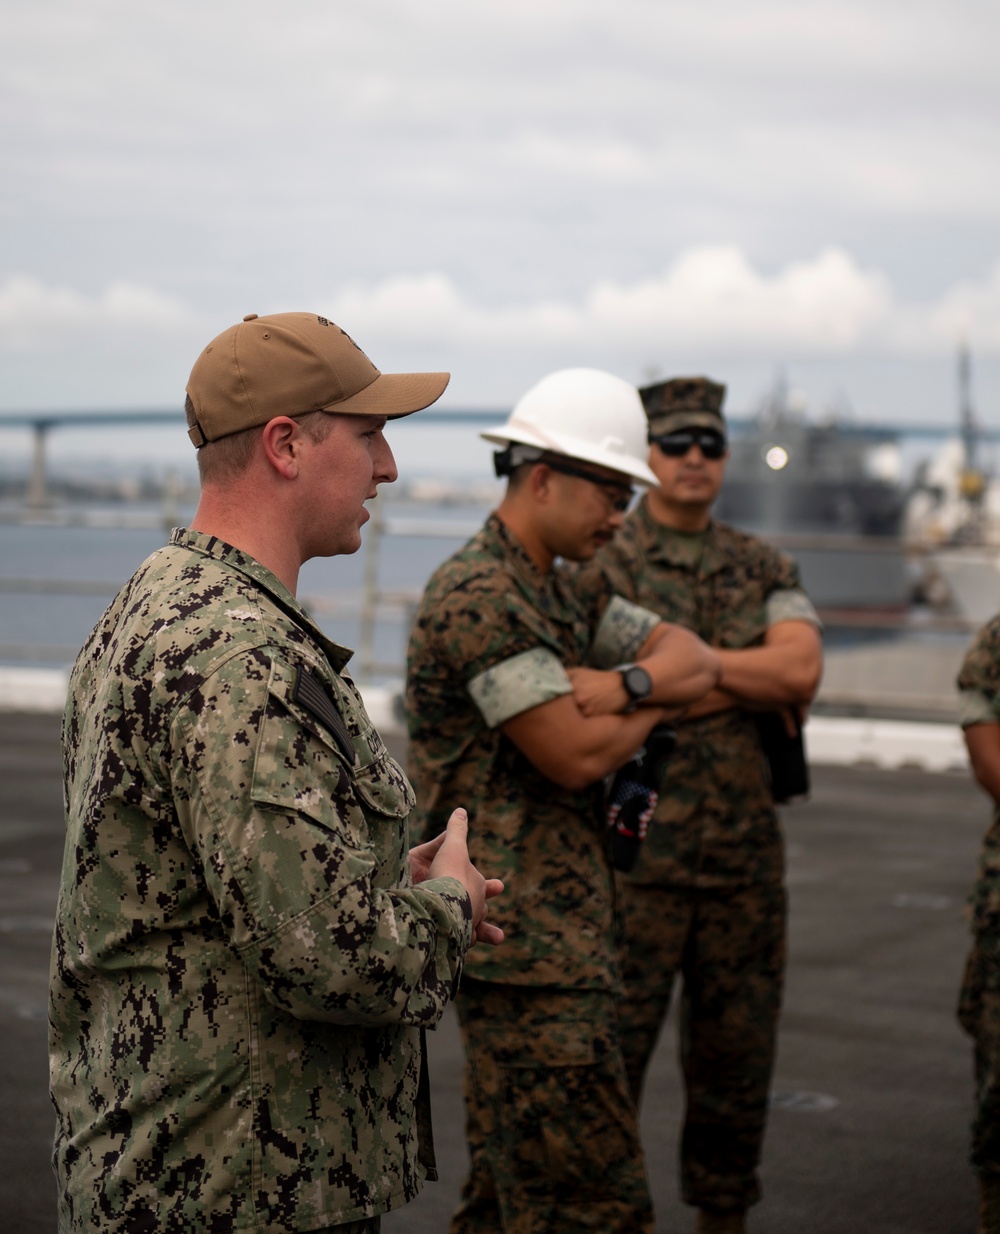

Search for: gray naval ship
xmin=714 ymin=379 xmax=912 ymax=617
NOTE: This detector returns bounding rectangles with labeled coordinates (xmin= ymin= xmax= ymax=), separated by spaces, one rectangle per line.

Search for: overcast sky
xmin=3 ymin=0 xmax=1000 ymax=428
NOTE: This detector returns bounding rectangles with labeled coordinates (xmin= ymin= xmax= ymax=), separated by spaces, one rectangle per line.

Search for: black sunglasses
xmin=543 ymin=458 xmax=634 ymax=513
xmin=651 ymin=430 xmax=727 ymax=461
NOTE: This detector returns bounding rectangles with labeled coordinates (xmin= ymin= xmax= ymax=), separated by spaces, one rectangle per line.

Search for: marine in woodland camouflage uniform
xmin=573 ymin=376 xmax=822 ymax=1224
xmin=49 ymin=313 xmax=499 ymax=1234
xmin=409 ymin=513 xmax=662 ymax=988
xmin=956 ymin=615 xmax=1000 ymax=1228
xmin=406 ymin=368 xmax=722 ymax=1234
xmin=407 ymin=514 xmax=660 ymax=1233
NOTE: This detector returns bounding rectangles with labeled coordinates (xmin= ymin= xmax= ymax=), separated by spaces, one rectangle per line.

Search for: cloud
xmin=325 ymin=247 xmax=1000 ymax=357
xmin=5 ymin=245 xmax=1000 ymax=378
xmin=3 ymin=248 xmax=1000 ymax=416
xmin=585 ymin=247 xmax=895 ymax=351
xmin=0 ymin=276 xmax=199 ymax=351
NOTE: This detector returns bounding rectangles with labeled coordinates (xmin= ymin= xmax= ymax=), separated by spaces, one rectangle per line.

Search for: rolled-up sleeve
xmin=765 ymin=587 xmax=822 ymax=629
xmin=467 ymin=647 xmax=573 ymax=728
xmin=588 ymin=594 xmax=662 ymax=668
xmin=959 ymin=688 xmax=1000 ymax=729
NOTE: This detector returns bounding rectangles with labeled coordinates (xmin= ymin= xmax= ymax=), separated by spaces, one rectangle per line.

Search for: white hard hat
xmin=481 ymin=368 xmax=659 ymax=487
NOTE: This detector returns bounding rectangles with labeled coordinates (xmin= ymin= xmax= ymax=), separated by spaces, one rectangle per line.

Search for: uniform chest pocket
xmin=251 ymin=658 xmax=415 ymax=832
xmin=251 ymin=688 xmax=357 ymax=828
xmin=352 ymin=750 xmax=416 ymax=820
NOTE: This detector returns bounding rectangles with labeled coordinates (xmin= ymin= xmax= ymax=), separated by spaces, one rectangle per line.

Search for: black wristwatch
xmin=620 ymin=663 xmax=653 ymax=713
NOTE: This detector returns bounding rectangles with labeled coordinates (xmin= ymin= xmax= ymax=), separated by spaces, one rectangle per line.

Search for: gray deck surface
xmin=0 ymin=711 xmax=985 ymax=1232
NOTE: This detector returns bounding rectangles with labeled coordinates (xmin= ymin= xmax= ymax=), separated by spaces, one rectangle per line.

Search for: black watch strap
xmin=620 ymin=663 xmax=653 ymax=712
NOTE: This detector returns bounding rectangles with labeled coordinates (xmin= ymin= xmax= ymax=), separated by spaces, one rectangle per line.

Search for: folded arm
xmin=568 ymin=621 xmax=721 ymax=718
xmin=501 ymin=694 xmax=672 ymax=791
xmin=684 ymin=619 xmax=822 ymax=720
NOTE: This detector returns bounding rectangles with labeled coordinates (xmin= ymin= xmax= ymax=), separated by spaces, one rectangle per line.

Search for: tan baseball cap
xmin=185 ymin=311 xmax=450 ymax=447
xmin=639 ymin=376 xmax=727 ymax=439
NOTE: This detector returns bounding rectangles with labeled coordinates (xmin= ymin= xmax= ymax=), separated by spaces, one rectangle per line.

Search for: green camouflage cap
xmin=640 ymin=376 xmax=727 ymax=439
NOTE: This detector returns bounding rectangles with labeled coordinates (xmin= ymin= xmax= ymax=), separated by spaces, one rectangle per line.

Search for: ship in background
xmin=905 ymin=346 xmax=1000 ymax=624
xmin=713 ymin=374 xmax=913 ymax=618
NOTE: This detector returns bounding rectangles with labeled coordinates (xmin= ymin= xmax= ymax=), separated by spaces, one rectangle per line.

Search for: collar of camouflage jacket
xmin=168 ymin=526 xmax=354 ymax=673
xmin=482 ymin=511 xmax=585 ymax=629
xmin=631 ymin=500 xmax=732 ymax=578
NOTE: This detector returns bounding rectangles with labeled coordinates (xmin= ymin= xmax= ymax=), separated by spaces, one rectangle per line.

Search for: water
xmin=0 ymin=496 xmax=496 ymax=676
xmin=0 ymin=416 xmax=976 ymax=674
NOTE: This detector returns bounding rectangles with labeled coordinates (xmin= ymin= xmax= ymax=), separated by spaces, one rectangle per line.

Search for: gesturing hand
xmin=409 ymin=830 xmax=448 ymax=886
xmin=412 ymin=808 xmax=504 ymax=947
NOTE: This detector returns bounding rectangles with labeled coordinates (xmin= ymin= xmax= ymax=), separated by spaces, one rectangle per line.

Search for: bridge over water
xmin=0 ymin=407 xmax=983 ymax=508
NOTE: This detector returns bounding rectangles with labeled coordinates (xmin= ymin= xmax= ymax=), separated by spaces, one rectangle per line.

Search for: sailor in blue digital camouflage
xmin=571 ymin=377 xmax=823 ymax=1234
xmin=49 ymin=312 xmax=503 ymax=1234
xmin=406 ymin=369 xmax=721 ymax=1233
xmin=957 ymin=613 xmax=1000 ymax=1232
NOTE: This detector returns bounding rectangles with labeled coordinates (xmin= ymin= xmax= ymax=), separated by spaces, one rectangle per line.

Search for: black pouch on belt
xmin=606 ymin=723 xmax=677 ymax=873
xmin=754 ymin=710 xmax=810 ymax=804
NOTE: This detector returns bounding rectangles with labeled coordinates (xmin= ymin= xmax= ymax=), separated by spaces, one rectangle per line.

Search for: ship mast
xmin=957 ymin=341 xmax=985 ymax=535
xmin=960 ymin=341 xmax=977 ymax=475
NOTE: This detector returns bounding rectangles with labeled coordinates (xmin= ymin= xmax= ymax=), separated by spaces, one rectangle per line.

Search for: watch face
xmin=623 ymin=665 xmax=652 ymax=700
